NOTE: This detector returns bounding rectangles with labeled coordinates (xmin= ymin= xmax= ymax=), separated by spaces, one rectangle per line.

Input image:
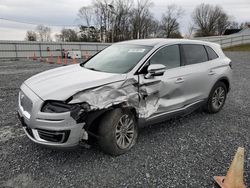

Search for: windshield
xmin=82 ymin=44 xmax=152 ymax=74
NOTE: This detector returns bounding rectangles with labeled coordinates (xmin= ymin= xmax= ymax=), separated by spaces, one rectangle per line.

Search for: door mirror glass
xmin=145 ymin=64 xmax=166 ymax=79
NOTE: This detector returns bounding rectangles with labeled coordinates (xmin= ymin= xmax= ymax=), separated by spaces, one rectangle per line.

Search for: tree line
xmin=25 ymin=0 xmax=249 ymax=42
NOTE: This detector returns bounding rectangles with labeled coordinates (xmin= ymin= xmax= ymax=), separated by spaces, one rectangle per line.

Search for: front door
xmin=138 ymin=44 xmax=187 ymax=119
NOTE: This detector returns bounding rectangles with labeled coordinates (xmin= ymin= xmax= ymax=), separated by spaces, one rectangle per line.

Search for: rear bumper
xmin=18 ymin=84 xmax=88 ymax=149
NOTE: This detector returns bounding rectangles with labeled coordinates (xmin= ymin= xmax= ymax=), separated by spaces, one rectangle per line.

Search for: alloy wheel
xmin=212 ymin=86 xmax=226 ymax=110
xmin=115 ymin=114 xmax=135 ymax=149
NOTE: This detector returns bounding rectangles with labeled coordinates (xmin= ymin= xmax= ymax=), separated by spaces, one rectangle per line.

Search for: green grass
xmin=223 ymin=43 xmax=250 ymax=51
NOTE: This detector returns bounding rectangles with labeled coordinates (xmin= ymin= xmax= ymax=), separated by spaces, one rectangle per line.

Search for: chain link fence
xmin=0 ymin=41 xmax=111 ymax=59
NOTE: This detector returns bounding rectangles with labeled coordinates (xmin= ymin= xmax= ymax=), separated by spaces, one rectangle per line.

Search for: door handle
xmin=208 ymin=70 xmax=216 ymax=75
xmin=175 ymin=77 xmax=184 ymax=83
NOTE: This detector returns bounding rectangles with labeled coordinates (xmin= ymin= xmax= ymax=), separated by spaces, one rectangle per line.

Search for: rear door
xmin=179 ymin=44 xmax=212 ymax=105
xmin=203 ymin=45 xmax=224 ymax=93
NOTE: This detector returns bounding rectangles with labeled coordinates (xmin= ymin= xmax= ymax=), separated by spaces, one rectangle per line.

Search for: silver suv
xmin=18 ymin=39 xmax=232 ymax=155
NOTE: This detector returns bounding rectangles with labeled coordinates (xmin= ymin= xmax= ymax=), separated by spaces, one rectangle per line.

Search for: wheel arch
xmin=217 ymin=76 xmax=230 ymax=92
xmin=204 ymin=76 xmax=229 ymax=114
xmin=85 ymin=104 xmax=138 ymax=137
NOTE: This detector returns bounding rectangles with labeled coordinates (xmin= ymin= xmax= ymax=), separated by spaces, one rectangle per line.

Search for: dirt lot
xmin=0 ymin=52 xmax=249 ymax=187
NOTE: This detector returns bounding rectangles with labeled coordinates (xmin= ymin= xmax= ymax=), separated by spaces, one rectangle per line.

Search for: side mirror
xmin=145 ymin=64 xmax=166 ymax=79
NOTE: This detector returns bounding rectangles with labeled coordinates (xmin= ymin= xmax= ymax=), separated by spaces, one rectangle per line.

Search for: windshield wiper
xmin=88 ymin=67 xmax=97 ymax=71
xmin=83 ymin=66 xmax=100 ymax=72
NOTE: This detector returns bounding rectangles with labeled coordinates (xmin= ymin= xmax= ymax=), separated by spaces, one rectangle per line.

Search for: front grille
xmin=37 ymin=129 xmax=70 ymax=143
xmin=19 ymin=91 xmax=33 ymax=113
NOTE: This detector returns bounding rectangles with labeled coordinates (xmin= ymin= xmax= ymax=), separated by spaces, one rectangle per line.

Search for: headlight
xmin=41 ymin=101 xmax=74 ymax=113
xmin=41 ymin=101 xmax=91 ymax=123
xmin=41 ymin=101 xmax=90 ymax=113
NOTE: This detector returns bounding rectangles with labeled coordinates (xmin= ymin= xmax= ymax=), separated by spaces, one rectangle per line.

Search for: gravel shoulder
xmin=0 ymin=53 xmax=249 ymax=187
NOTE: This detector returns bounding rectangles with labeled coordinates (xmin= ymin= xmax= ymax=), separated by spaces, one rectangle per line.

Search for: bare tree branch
xmin=36 ymin=25 xmax=52 ymax=42
xmin=192 ymin=4 xmax=231 ymax=36
xmin=159 ymin=4 xmax=184 ymax=38
xmin=25 ymin=31 xmax=37 ymax=41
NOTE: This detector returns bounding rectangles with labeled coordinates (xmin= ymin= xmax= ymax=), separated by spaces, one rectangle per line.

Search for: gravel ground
xmin=0 ymin=52 xmax=249 ymax=188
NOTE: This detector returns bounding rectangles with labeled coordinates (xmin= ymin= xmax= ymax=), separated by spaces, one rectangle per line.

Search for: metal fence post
xmin=39 ymin=43 xmax=42 ymax=57
xmin=14 ymin=43 xmax=18 ymax=59
xmin=79 ymin=44 xmax=81 ymax=57
xmin=60 ymin=43 xmax=63 ymax=57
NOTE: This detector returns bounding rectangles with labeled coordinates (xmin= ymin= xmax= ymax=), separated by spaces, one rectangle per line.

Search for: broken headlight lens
xmin=41 ymin=101 xmax=74 ymax=113
xmin=41 ymin=101 xmax=91 ymax=113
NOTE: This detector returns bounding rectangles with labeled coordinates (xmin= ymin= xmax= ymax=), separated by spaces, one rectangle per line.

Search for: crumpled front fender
xmin=68 ymin=78 xmax=140 ymax=114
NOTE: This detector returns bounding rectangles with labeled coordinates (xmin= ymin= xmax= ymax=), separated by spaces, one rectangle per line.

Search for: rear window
xmin=205 ymin=46 xmax=219 ymax=60
xmin=182 ymin=44 xmax=208 ymax=65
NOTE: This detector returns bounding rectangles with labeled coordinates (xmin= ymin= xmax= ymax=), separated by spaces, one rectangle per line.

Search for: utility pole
xmin=108 ymin=4 xmax=115 ymax=43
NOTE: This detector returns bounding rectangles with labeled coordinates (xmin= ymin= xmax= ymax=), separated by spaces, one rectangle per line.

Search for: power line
xmin=0 ymin=17 xmax=79 ymax=27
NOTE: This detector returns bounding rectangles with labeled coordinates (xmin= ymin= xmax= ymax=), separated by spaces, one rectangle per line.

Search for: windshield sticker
xmin=128 ymin=49 xmax=146 ymax=53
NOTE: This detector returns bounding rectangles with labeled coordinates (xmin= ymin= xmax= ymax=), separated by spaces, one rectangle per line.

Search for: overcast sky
xmin=0 ymin=0 xmax=250 ymax=40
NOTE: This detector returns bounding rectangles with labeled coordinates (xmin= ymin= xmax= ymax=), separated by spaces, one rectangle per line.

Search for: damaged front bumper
xmin=18 ymin=84 xmax=88 ymax=149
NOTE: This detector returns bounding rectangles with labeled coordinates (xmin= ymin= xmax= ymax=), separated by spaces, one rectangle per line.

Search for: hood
xmin=24 ymin=64 xmax=126 ymax=101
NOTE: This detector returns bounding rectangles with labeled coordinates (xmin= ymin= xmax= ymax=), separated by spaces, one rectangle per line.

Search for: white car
xmin=18 ymin=39 xmax=232 ymax=155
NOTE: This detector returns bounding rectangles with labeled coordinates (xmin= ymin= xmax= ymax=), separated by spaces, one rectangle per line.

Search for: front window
xmin=82 ymin=44 xmax=152 ymax=74
xmin=150 ymin=45 xmax=180 ymax=69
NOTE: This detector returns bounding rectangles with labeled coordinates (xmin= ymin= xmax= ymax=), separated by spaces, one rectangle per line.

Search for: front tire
xmin=204 ymin=82 xmax=227 ymax=113
xmin=98 ymin=108 xmax=138 ymax=156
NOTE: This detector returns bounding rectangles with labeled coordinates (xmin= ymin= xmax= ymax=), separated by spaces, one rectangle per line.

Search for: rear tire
xmin=204 ymin=81 xmax=227 ymax=114
xmin=98 ymin=108 xmax=138 ymax=156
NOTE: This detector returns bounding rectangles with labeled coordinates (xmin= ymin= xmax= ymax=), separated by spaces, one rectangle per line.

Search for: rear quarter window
xmin=182 ymin=44 xmax=208 ymax=65
xmin=205 ymin=46 xmax=219 ymax=60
